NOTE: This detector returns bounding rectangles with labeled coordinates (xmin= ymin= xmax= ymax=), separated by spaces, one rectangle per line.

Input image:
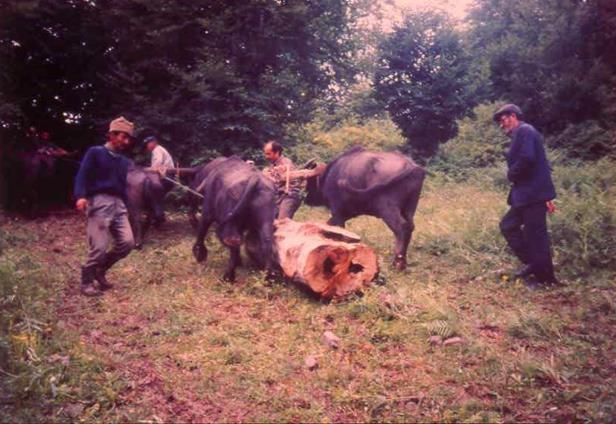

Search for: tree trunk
xmin=273 ymin=219 xmax=378 ymax=299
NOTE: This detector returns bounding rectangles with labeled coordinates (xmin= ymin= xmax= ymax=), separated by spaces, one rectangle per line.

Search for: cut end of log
xmin=303 ymin=243 xmax=377 ymax=298
xmin=274 ymin=219 xmax=378 ymax=299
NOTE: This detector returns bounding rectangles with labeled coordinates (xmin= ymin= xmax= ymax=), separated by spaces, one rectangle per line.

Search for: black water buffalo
xmin=305 ymin=147 xmax=426 ymax=270
xmin=126 ymin=166 xmax=172 ymax=248
xmin=192 ymin=156 xmax=276 ymax=281
xmin=185 ymin=157 xmax=228 ymax=228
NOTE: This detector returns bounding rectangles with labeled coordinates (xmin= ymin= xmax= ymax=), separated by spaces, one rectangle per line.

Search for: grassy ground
xmin=1 ymin=177 xmax=614 ymax=422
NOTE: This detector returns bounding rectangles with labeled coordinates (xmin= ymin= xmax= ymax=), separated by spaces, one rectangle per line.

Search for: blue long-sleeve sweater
xmin=74 ymin=145 xmax=130 ymax=202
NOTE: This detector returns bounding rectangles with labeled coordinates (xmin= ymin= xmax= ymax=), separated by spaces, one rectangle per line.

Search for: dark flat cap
xmin=142 ymin=135 xmax=157 ymax=146
xmin=493 ymin=104 xmax=523 ymax=122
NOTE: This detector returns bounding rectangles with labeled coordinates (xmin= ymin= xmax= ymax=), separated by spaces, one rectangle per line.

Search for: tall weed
xmin=0 ymin=253 xmax=120 ymax=421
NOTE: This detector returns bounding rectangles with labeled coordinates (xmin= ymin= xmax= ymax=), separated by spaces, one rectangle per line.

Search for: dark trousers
xmin=276 ymin=193 xmax=301 ymax=219
xmin=500 ymin=202 xmax=556 ymax=282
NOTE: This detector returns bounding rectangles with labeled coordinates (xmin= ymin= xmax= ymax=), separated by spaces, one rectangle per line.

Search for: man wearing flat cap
xmin=493 ymin=104 xmax=558 ymax=289
xmin=74 ymin=116 xmax=135 ymax=296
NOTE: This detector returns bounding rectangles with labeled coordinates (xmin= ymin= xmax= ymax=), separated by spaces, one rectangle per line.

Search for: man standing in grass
xmin=74 ymin=117 xmax=135 ymax=296
xmin=263 ymin=140 xmax=302 ymax=219
xmin=143 ymin=135 xmax=175 ymax=225
xmin=493 ymin=104 xmax=559 ymax=289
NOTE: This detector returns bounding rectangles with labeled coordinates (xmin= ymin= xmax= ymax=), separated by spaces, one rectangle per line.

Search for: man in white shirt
xmin=143 ymin=135 xmax=175 ymax=225
xmin=144 ymin=135 xmax=174 ymax=170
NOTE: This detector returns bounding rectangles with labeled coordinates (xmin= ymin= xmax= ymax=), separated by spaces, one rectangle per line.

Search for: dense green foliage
xmin=0 ymin=0 xmax=369 ymax=159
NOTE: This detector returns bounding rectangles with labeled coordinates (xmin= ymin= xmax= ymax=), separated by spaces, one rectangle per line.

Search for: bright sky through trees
xmin=378 ymin=0 xmax=474 ymax=30
xmin=395 ymin=0 xmax=473 ymax=18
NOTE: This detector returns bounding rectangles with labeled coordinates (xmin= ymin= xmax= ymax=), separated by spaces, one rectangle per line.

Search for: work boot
xmin=514 ymin=264 xmax=534 ymax=279
xmin=95 ymin=268 xmax=113 ymax=291
xmin=80 ymin=267 xmax=101 ymax=297
xmin=96 ymin=254 xmax=120 ymax=290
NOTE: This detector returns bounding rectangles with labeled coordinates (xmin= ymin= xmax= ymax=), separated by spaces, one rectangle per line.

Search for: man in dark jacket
xmin=74 ymin=117 xmax=135 ymax=296
xmin=493 ymin=104 xmax=558 ymax=289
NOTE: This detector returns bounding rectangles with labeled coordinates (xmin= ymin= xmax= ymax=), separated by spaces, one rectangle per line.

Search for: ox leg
xmin=192 ymin=214 xmax=213 ymax=263
xmin=402 ymin=189 xmax=422 ymax=265
xmin=188 ymin=201 xmax=199 ymax=230
xmin=380 ymin=208 xmax=412 ymax=271
xmin=142 ymin=211 xmax=153 ymax=241
xmin=258 ymin=222 xmax=275 ymax=280
xmin=244 ymin=230 xmax=262 ymax=268
xmin=129 ymin=207 xmax=143 ymax=250
xmin=327 ymin=209 xmax=347 ymax=228
xmin=223 ymin=246 xmax=241 ymax=282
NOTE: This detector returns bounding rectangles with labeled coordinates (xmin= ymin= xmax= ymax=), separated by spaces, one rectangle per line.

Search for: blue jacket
xmin=74 ymin=145 xmax=130 ymax=202
xmin=506 ymin=122 xmax=556 ymax=207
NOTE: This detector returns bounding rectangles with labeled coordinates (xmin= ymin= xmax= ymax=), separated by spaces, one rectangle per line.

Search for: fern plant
xmin=425 ymin=320 xmax=456 ymax=339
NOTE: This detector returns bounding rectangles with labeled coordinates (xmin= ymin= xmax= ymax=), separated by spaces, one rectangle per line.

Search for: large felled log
xmin=273 ymin=219 xmax=378 ymax=299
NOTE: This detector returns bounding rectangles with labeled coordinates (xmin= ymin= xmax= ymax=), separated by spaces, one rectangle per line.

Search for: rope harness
xmin=160 ymin=173 xmax=204 ymax=199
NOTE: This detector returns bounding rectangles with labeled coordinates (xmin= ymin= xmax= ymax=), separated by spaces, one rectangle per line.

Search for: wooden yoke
xmin=143 ymin=167 xmax=197 ymax=176
xmin=286 ymin=167 xmax=324 ymax=181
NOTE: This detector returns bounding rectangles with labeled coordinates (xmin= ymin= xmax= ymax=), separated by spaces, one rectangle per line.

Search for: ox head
xmin=304 ymin=163 xmax=327 ymax=207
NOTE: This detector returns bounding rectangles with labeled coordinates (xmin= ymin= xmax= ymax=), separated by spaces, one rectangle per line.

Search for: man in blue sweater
xmin=74 ymin=117 xmax=135 ymax=296
xmin=493 ymin=104 xmax=559 ymax=289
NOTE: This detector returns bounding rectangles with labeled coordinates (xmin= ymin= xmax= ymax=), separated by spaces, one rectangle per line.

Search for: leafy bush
xmin=550 ymin=158 xmax=615 ymax=278
xmin=430 ymin=102 xmax=509 ymax=180
xmin=288 ymin=116 xmax=405 ymax=163
xmin=547 ymin=120 xmax=615 ymax=161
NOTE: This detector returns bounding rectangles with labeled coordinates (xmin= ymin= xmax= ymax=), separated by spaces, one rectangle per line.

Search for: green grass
xmin=1 ymin=175 xmax=614 ymax=422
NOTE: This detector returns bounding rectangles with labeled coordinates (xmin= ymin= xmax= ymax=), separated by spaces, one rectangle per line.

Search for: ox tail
xmin=222 ymin=175 xmax=259 ymax=223
xmin=338 ymin=165 xmax=425 ymax=195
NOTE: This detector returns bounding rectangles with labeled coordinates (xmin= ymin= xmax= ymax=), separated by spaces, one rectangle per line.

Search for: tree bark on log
xmin=273 ymin=219 xmax=378 ymax=299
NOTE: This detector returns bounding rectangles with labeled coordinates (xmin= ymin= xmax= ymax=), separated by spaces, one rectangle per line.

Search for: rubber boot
xmin=81 ymin=267 xmax=101 ymax=297
xmin=95 ymin=267 xmax=113 ymax=291
xmin=95 ymin=254 xmax=118 ymax=291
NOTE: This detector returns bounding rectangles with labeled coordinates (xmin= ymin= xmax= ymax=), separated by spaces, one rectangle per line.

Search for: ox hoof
xmin=193 ymin=245 xmax=208 ymax=263
xmin=393 ymin=257 xmax=407 ymax=271
xmin=223 ymin=271 xmax=236 ymax=282
xmin=134 ymin=243 xmax=143 ymax=250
